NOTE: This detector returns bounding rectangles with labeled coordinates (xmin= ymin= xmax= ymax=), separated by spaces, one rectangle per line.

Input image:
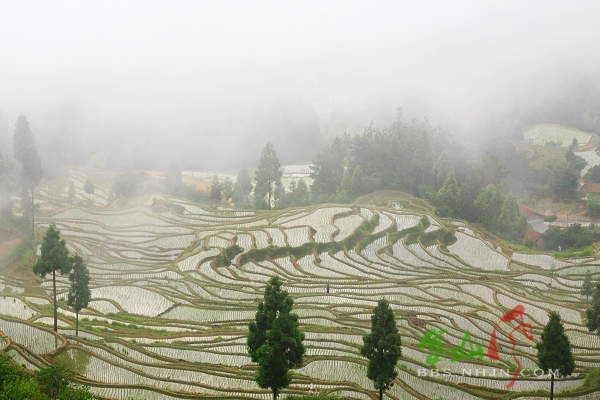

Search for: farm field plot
xmin=1 ymin=173 xmax=600 ymax=400
xmin=523 ymin=124 xmax=593 ymax=147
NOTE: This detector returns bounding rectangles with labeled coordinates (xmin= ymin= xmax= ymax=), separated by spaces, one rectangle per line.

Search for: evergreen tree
xmin=254 ymin=142 xmax=282 ymax=210
xmin=586 ymin=282 xmax=600 ymax=335
xmin=33 ymin=224 xmax=72 ymax=332
xmin=67 ymin=254 xmax=91 ymax=337
xmin=551 ymin=163 xmax=579 ymax=199
xmin=209 ymin=175 xmax=223 ymax=204
xmin=361 ymin=298 xmax=402 ymax=400
xmin=236 ymin=167 xmax=254 ymax=195
xmin=456 ymin=174 xmax=481 ymax=222
xmin=474 ymin=184 xmax=504 ymax=229
xmin=581 ymin=270 xmax=594 ymax=305
xmin=35 ymin=362 xmax=74 ymax=398
xmin=83 ymin=178 xmax=94 ymax=206
xmin=67 ymin=181 xmax=76 ymax=207
xmin=497 ymin=195 xmax=527 ymax=242
xmin=310 ymin=136 xmax=346 ymax=199
xmin=222 ymin=177 xmax=234 ymax=203
xmin=432 ymin=151 xmax=454 ymax=189
xmin=536 ymin=311 xmax=575 ymax=400
xmin=247 ymin=276 xmax=305 ymax=400
xmin=435 ymin=170 xmax=458 ymax=216
xmin=411 ymin=130 xmax=433 ymax=186
xmin=13 ymin=115 xmax=43 ymax=237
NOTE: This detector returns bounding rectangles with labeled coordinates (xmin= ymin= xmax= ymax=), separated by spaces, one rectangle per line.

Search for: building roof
xmin=518 ymin=204 xmax=545 ymax=221
xmin=528 ymin=219 xmax=548 ymax=234
xmin=524 ymin=227 xmax=544 ymax=242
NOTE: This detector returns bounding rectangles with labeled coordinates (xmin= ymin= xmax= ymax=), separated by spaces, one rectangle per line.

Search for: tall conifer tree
xmin=247 ymin=276 xmax=305 ymax=400
xmin=254 ymin=142 xmax=282 ymax=210
xmin=13 ymin=115 xmax=43 ymax=237
xmin=68 ymin=254 xmax=91 ymax=336
xmin=33 ymin=224 xmax=71 ymax=332
xmin=536 ymin=311 xmax=575 ymax=400
xmin=361 ymin=298 xmax=402 ymax=400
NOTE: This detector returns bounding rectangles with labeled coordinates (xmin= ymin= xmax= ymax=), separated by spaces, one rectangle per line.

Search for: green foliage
xmin=255 ymin=142 xmax=282 ymax=210
xmin=310 ymin=136 xmax=347 ymax=199
xmin=435 ymin=170 xmax=458 ymax=217
xmin=247 ymin=276 xmax=305 ymax=399
xmin=586 ymin=165 xmax=600 ymax=183
xmin=214 ymin=245 xmax=244 ymax=267
xmin=361 ymin=298 xmax=402 ymax=400
xmin=0 ymin=379 xmax=49 ymax=400
xmin=474 ymin=184 xmax=504 ymax=229
xmin=83 ymin=179 xmax=94 ymax=205
xmin=554 ymin=246 xmax=594 ymax=258
xmin=237 ymin=168 xmax=253 ymax=194
xmin=278 ymin=179 xmax=311 ymax=208
xmin=35 ymin=363 xmax=74 ymax=398
xmin=582 ymin=270 xmax=594 ymax=304
xmin=588 ymin=193 xmax=600 ymax=217
xmin=586 ymin=282 xmax=600 ymax=335
xmin=432 ymin=151 xmax=454 ymax=189
xmin=238 ymin=210 xmax=381 ymax=264
xmin=544 ymin=214 xmax=558 ymax=223
xmin=419 ymin=228 xmax=456 ymax=247
xmin=545 ymin=223 xmax=600 ymax=251
xmin=583 ymin=367 xmax=600 ymax=387
xmin=13 ymin=115 xmax=43 ymax=235
xmin=68 ymin=254 xmax=91 ymax=336
xmin=536 ymin=312 xmax=575 ymax=399
xmin=497 ymin=195 xmax=528 ymax=242
xmin=33 ymin=224 xmax=72 ymax=331
xmin=209 ymin=175 xmax=223 ymax=203
xmin=33 ymin=225 xmax=71 ymax=278
xmin=0 ymin=353 xmax=27 ymax=388
xmin=56 ymin=386 xmax=95 ymax=400
xmin=162 ymin=165 xmax=208 ymax=203
xmin=551 ymin=162 xmax=579 ymax=199
xmin=112 ymin=172 xmax=144 ymax=198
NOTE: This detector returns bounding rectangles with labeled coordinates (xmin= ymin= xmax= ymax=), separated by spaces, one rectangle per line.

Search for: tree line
xmin=199 ymin=109 xmax=528 ymax=243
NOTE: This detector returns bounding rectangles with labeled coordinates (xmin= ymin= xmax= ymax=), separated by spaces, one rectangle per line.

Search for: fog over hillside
xmin=1 ymin=0 xmax=600 ymax=170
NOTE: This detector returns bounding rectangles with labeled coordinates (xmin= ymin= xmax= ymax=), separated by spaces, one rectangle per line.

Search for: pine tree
xmin=361 ymin=298 xmax=402 ymax=400
xmin=236 ymin=167 xmax=253 ymax=194
xmin=497 ymin=195 xmax=527 ymax=242
xmin=581 ymin=271 xmax=594 ymax=305
xmin=536 ymin=311 xmax=575 ymax=400
xmin=33 ymin=224 xmax=72 ymax=332
xmin=83 ymin=178 xmax=94 ymax=206
xmin=68 ymin=254 xmax=91 ymax=336
xmin=209 ymin=175 xmax=223 ymax=204
xmin=247 ymin=276 xmax=305 ymax=400
xmin=586 ymin=282 xmax=600 ymax=335
xmin=435 ymin=170 xmax=458 ymax=216
xmin=13 ymin=115 xmax=43 ymax=237
xmin=254 ymin=143 xmax=282 ymax=210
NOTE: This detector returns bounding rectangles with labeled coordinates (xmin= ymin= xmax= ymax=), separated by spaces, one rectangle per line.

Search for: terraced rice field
xmin=1 ymin=167 xmax=600 ymax=399
xmin=523 ymin=124 xmax=593 ymax=148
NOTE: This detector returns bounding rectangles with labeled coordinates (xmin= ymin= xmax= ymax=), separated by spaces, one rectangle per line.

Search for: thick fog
xmin=2 ymin=0 xmax=600 ymax=170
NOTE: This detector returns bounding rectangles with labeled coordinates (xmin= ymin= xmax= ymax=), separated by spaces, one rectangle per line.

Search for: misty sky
xmin=2 ymin=1 xmax=600 ymax=169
